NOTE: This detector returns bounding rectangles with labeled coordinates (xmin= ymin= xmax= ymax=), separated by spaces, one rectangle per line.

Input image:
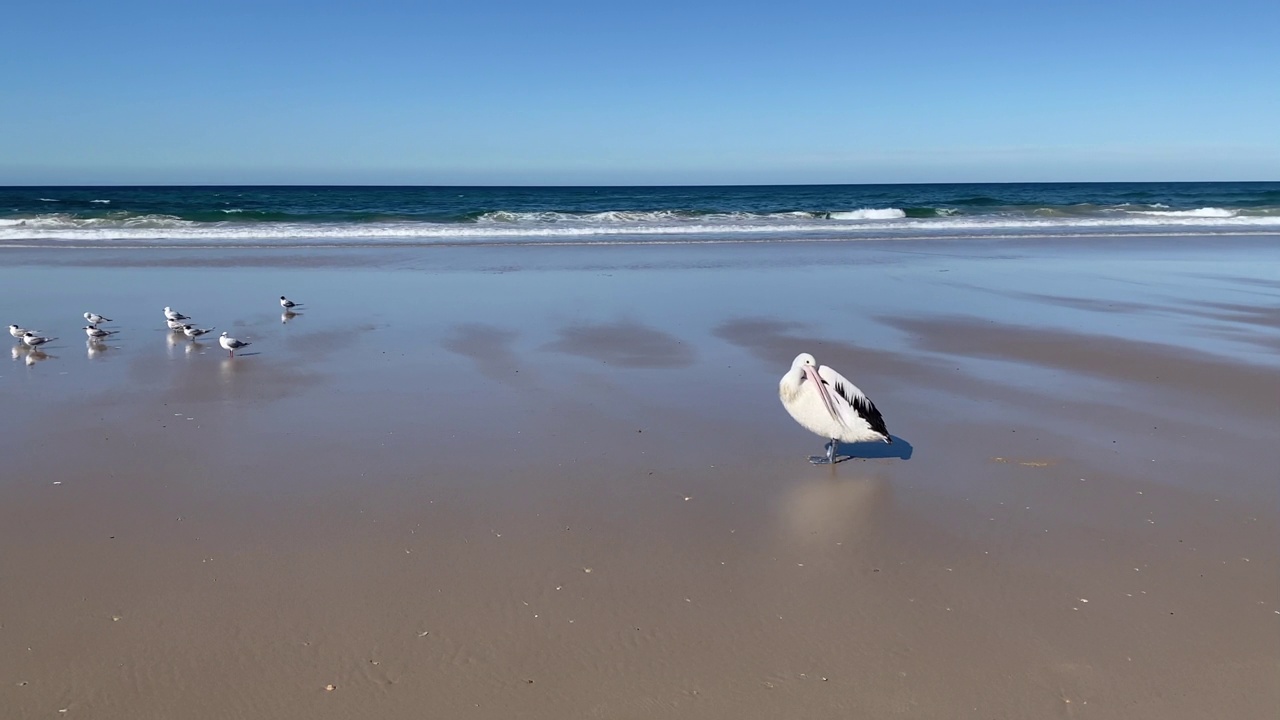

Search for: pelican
xmin=182 ymin=324 xmax=214 ymax=339
xmin=84 ymin=312 xmax=112 ymax=325
xmin=279 ymin=296 xmax=301 ymax=310
xmin=9 ymin=324 xmax=37 ymax=339
xmin=84 ymin=325 xmax=118 ymax=339
xmin=163 ymin=306 xmax=190 ymax=322
xmin=219 ymin=332 xmax=250 ymax=357
xmin=779 ymin=353 xmax=891 ymax=464
xmin=22 ymin=332 xmax=57 ymax=350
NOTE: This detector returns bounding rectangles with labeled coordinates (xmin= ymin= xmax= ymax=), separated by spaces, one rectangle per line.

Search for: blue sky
xmin=3 ymin=0 xmax=1277 ymax=185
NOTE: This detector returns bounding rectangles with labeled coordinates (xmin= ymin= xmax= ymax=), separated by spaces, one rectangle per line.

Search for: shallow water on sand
xmin=1 ymin=235 xmax=1276 ymax=719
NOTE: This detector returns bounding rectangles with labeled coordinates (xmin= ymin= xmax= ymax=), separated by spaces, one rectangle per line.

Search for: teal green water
xmin=2 ymin=182 xmax=1278 ymax=246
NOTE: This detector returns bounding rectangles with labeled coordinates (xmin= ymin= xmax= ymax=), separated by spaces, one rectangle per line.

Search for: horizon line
xmin=3 ymin=179 xmax=1277 ymax=189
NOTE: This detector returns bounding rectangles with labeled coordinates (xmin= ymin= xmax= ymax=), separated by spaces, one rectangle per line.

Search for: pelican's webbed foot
xmin=808 ymin=440 xmax=843 ymax=465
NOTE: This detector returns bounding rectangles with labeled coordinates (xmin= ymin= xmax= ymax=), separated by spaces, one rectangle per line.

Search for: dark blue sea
xmin=2 ymin=182 xmax=1277 ymax=247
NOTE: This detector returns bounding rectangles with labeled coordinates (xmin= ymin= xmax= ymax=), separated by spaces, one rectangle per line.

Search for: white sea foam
xmin=0 ymin=212 xmax=1274 ymax=245
xmin=477 ymin=210 xmax=693 ymax=223
xmin=6 ymin=213 xmax=195 ymax=229
xmin=2 ymin=209 xmax=1278 ymax=246
xmin=90 ymin=199 xmax=111 ymax=204
xmin=827 ymin=208 xmax=907 ymax=220
xmin=1130 ymin=207 xmax=1236 ymax=218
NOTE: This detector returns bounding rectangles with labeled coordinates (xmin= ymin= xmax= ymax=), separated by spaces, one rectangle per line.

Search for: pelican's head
xmin=781 ymin=352 xmax=818 ymax=399
xmin=791 ymin=353 xmax=817 ymax=370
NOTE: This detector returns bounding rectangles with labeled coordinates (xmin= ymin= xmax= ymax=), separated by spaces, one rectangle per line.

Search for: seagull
xmin=9 ymin=324 xmax=38 ymax=339
xmin=219 ymin=332 xmax=250 ymax=357
xmin=84 ymin=312 xmax=113 ymax=325
xmin=279 ymin=296 xmax=302 ymax=310
xmin=84 ymin=325 xmax=118 ymax=339
xmin=22 ymin=332 xmax=57 ymax=350
xmin=163 ymin=306 xmax=190 ymax=322
xmin=166 ymin=317 xmax=189 ymax=332
xmin=182 ymin=324 xmax=214 ymax=339
xmin=779 ymin=353 xmax=891 ymax=465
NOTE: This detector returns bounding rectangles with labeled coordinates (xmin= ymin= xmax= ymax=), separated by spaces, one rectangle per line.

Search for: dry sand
xmin=1 ymin=236 xmax=1277 ymax=719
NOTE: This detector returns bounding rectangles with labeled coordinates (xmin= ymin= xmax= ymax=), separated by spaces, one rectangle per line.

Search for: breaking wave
xmin=825 ymin=208 xmax=907 ymax=220
xmin=1129 ymin=207 xmax=1236 ymax=218
xmin=2 ymin=209 xmax=1278 ymax=246
xmin=2 ymin=183 xmax=1277 ymax=247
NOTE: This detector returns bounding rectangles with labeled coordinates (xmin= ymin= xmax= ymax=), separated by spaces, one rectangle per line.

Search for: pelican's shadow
xmin=833 ymin=435 xmax=914 ymax=462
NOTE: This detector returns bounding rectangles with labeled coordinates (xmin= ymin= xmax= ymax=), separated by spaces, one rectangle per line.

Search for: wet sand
xmin=1 ymin=235 xmax=1277 ymax=719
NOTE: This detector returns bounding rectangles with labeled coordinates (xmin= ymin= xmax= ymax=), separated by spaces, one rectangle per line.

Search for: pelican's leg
xmin=808 ymin=440 xmax=836 ymax=465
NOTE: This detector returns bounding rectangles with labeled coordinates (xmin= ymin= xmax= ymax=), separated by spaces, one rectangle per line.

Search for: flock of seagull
xmin=9 ymin=296 xmax=302 ymax=361
xmin=11 ymin=293 xmax=894 ymax=465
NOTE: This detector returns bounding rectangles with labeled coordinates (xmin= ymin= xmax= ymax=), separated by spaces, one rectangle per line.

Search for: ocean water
xmin=1 ymin=182 xmax=1278 ymax=248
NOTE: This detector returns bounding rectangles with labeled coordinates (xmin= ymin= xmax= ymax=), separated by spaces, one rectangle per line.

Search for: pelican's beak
xmin=803 ymin=365 xmax=842 ymax=424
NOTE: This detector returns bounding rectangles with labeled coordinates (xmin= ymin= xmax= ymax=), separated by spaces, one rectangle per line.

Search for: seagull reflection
xmin=24 ymin=349 xmax=52 ymax=366
xmin=281 ymin=310 xmax=302 ymax=324
xmin=218 ymin=355 xmax=245 ymax=383
xmin=11 ymin=344 xmax=23 ymax=361
xmin=87 ymin=338 xmax=112 ymax=359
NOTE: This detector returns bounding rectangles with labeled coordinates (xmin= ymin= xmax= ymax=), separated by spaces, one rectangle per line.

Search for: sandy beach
xmin=1 ymin=235 xmax=1277 ymax=719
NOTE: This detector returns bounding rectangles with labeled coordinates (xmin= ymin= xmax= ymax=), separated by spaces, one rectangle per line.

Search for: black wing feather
xmin=831 ymin=380 xmax=892 ymax=441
